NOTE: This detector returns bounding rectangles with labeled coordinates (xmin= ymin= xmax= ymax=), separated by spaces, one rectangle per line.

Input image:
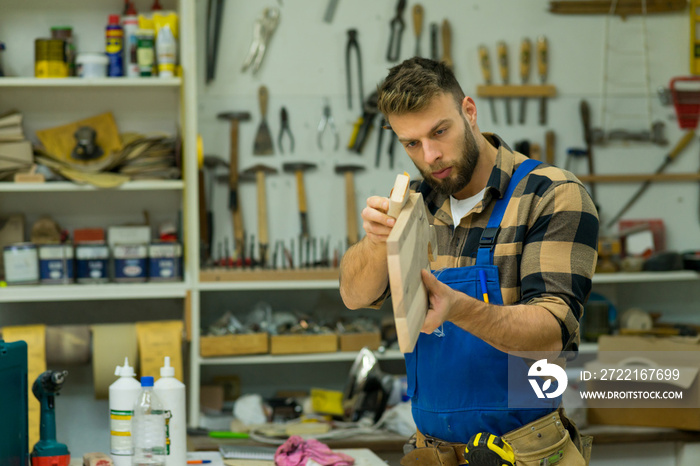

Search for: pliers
xmin=348 ymin=91 xmax=379 ymax=154
xmin=241 ymin=7 xmax=280 ymax=74
xmin=317 ymin=99 xmax=339 ymax=151
xmin=346 ymin=29 xmax=364 ymax=110
xmin=386 ymin=0 xmax=407 ymax=62
xmin=278 ymin=106 xmax=294 ymax=153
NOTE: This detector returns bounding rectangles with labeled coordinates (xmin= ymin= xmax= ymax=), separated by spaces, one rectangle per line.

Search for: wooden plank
xmin=549 ymin=0 xmax=687 ymax=15
xmin=576 ymin=173 xmax=700 ymax=182
xmin=199 ymin=268 xmax=340 ymax=282
xmin=269 ymin=334 xmax=338 ymax=354
xmin=200 ymin=333 xmax=269 ymax=357
xmin=476 ymin=84 xmax=557 ymax=98
xmin=386 ymin=188 xmax=437 ymax=353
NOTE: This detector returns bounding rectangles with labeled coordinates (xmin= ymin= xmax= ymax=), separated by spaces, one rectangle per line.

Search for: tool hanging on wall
xmin=348 ymin=91 xmax=379 ymax=154
xmin=283 ymin=162 xmax=317 ymax=239
xmin=429 ymin=23 xmax=439 ymax=61
xmin=205 ymin=0 xmax=224 ymax=83
xmin=386 ymin=0 xmax=406 ymax=62
xmin=606 ymin=131 xmax=696 ymax=229
xmin=580 ymin=100 xmax=598 ymax=206
xmin=335 ymin=164 xmax=364 ymax=247
xmin=346 ymin=29 xmax=364 ymax=110
xmin=241 ymin=7 xmax=279 ymax=75
xmin=323 ymin=0 xmax=340 ymax=23
xmin=253 ymin=86 xmax=274 ymax=155
xmin=441 ymin=19 xmax=453 ymax=69
xmin=519 ymin=38 xmax=532 ymax=124
xmin=537 ymin=36 xmax=548 ymax=125
xmin=497 ymin=41 xmax=511 ymax=125
xmin=317 ymin=99 xmax=339 ymax=151
xmin=478 ymin=45 xmax=497 ymax=124
xmin=376 ymin=118 xmax=397 ymax=169
xmin=217 ymin=111 xmax=251 ymax=260
xmin=412 ymin=4 xmax=423 ymax=57
xmin=278 ymin=107 xmax=294 ymax=154
xmin=241 ymin=164 xmax=277 ymax=268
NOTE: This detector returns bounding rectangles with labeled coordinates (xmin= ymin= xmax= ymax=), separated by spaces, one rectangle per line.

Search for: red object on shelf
xmin=669 ymin=76 xmax=700 ymax=129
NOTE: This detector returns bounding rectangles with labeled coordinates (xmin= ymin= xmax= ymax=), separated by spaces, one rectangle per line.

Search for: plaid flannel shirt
xmin=376 ymin=134 xmax=599 ymax=351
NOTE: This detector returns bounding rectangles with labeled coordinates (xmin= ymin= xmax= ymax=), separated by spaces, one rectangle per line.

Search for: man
xmin=339 ymin=57 xmax=598 ymax=465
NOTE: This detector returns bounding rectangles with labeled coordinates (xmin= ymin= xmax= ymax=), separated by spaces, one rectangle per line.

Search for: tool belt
xmin=400 ymin=408 xmax=593 ymax=466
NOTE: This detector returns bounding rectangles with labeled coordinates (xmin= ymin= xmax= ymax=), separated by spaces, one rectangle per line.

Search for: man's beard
xmin=419 ymin=119 xmax=480 ymax=196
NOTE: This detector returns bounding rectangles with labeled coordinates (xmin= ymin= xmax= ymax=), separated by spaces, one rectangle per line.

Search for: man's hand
xmin=420 ymin=269 xmax=462 ymax=334
xmin=361 ymin=196 xmax=396 ymax=245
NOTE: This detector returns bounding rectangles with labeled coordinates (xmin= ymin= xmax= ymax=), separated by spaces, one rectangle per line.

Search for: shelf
xmin=198 ymin=349 xmax=404 ymax=365
xmin=0 ymin=180 xmax=184 ymax=192
xmin=577 ymin=173 xmax=700 ymax=183
xmin=0 ymin=281 xmax=188 ymax=302
xmin=592 ymin=270 xmax=699 ymax=284
xmin=0 ymin=77 xmax=181 ymax=88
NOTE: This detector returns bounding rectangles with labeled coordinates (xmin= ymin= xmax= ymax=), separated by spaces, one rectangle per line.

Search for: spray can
xmin=154 ymin=356 xmax=186 ymax=466
xmin=122 ymin=3 xmax=140 ymax=77
xmin=109 ymin=358 xmax=141 ymax=466
xmin=106 ymin=14 xmax=124 ymax=77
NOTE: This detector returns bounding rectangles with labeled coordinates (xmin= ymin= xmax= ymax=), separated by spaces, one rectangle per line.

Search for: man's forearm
xmin=450 ymin=294 xmax=563 ymax=354
xmin=339 ymin=238 xmax=389 ymax=309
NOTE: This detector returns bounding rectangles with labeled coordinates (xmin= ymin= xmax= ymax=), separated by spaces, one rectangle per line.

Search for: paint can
xmin=35 ymin=38 xmax=68 ymax=78
xmin=38 ymin=244 xmax=74 ymax=284
xmin=3 ymin=243 xmax=39 ymax=285
xmin=113 ymin=244 xmax=148 ymax=283
xmin=148 ymin=242 xmax=182 ymax=281
xmin=75 ymin=243 xmax=110 ymax=283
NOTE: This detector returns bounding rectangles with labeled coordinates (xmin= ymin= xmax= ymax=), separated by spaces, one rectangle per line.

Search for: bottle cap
xmin=141 ymin=376 xmax=154 ymax=387
xmin=115 ymin=357 xmax=136 ymax=377
xmin=160 ymin=356 xmax=175 ymax=377
xmin=108 ymin=14 xmax=121 ymax=25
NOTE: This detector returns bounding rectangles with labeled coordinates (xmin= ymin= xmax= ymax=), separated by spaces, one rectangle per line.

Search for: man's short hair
xmin=377 ymin=57 xmax=466 ymax=117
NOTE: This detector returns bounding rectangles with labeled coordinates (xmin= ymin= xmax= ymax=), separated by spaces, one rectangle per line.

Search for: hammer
xmin=282 ymin=162 xmax=317 ymax=239
xmin=241 ymin=163 xmax=278 ymax=268
xmin=335 ymin=164 xmax=365 ymax=247
xmin=217 ymin=111 xmax=251 ymax=259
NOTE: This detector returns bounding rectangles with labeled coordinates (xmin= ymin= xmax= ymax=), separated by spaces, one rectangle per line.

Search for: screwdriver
xmin=497 ymin=41 xmax=511 ymax=125
xmin=412 ymin=4 xmax=423 ymax=57
xmin=478 ymin=45 xmax=497 ymax=124
xmin=519 ymin=38 xmax=532 ymax=125
xmin=537 ymin=36 xmax=548 ymax=126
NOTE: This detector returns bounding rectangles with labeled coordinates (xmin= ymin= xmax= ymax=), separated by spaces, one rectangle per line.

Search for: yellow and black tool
xmin=464 ymin=432 xmax=514 ymax=466
xmin=478 ymin=45 xmax=497 ymax=124
xmin=497 ymin=41 xmax=511 ymax=125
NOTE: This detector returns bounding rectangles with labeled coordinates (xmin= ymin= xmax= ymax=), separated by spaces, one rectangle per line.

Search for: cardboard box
xmin=200 ymin=333 xmax=268 ymax=357
xmin=585 ymin=335 xmax=700 ymax=430
xmin=339 ymin=331 xmax=381 ymax=352
xmin=270 ymin=334 xmax=337 ymax=355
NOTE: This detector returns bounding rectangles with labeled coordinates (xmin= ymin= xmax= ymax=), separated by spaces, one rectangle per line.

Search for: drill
xmin=30 ymin=370 xmax=70 ymax=466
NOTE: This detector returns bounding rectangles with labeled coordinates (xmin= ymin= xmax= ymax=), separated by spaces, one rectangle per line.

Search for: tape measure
xmin=464 ymin=432 xmax=514 ymax=466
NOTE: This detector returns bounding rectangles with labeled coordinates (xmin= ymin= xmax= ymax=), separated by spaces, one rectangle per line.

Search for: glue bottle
xmin=154 ymin=357 xmax=186 ymax=466
xmin=109 ymin=357 xmax=141 ymax=466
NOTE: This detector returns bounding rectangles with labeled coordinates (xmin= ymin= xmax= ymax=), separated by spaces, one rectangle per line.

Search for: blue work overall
xmin=404 ymin=159 xmax=560 ymax=443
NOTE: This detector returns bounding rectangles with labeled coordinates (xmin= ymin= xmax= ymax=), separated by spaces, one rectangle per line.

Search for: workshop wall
xmin=197 ymin=0 xmax=699 ymax=255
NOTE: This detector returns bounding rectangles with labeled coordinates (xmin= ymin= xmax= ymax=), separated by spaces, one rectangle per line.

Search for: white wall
xmin=196 ymin=0 xmax=699 ymax=255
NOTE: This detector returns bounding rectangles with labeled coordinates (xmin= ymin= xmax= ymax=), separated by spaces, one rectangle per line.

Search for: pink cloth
xmin=275 ymin=435 xmax=355 ymax=466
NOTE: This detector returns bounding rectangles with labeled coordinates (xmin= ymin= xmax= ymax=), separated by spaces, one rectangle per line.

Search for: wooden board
xmin=269 ymin=334 xmax=337 ymax=354
xmin=386 ymin=189 xmax=437 ymax=353
xmin=200 ymin=333 xmax=269 ymax=357
xmin=199 ymin=268 xmax=339 ymax=282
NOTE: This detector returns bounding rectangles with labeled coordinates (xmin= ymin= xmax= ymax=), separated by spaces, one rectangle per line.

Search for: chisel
xmin=497 ymin=41 xmax=511 ymax=125
xmin=478 ymin=45 xmax=497 ymax=124
xmin=519 ymin=38 xmax=532 ymax=125
xmin=412 ymin=4 xmax=423 ymax=57
xmin=537 ymin=36 xmax=548 ymax=125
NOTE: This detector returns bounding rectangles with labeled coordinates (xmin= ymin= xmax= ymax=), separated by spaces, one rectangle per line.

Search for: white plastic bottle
xmin=122 ymin=4 xmax=140 ymax=77
xmin=132 ymin=376 xmax=167 ymax=466
xmin=109 ymin=357 xmax=141 ymax=466
xmin=155 ymin=23 xmax=176 ymax=77
xmin=154 ymin=357 xmax=186 ymax=466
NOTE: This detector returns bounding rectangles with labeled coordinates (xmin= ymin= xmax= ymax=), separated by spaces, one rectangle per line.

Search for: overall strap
xmin=476 ymin=159 xmax=542 ymax=266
